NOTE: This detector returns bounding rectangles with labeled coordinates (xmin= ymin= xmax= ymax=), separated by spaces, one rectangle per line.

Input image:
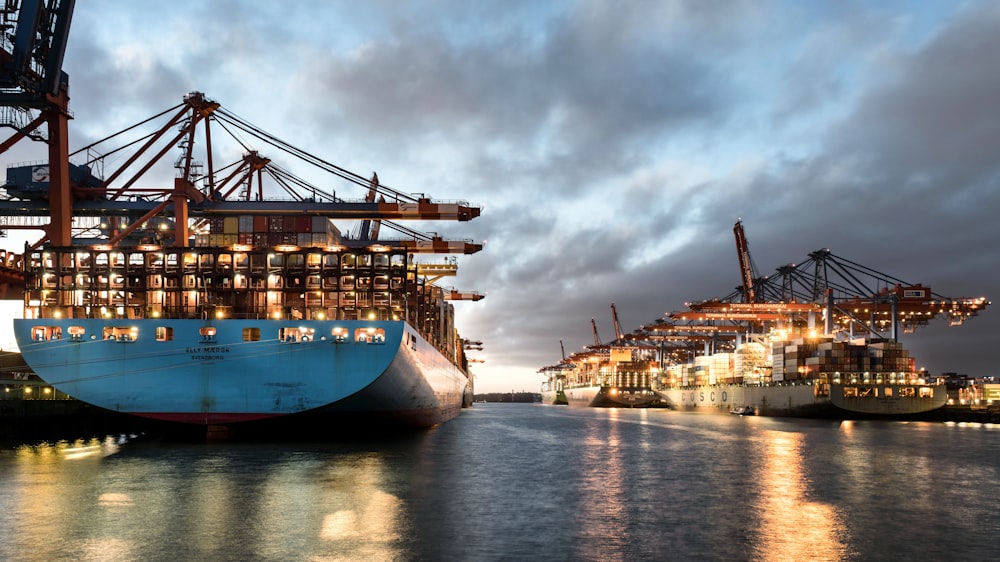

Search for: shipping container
xmin=312 ymin=216 xmax=330 ymax=232
xmin=254 ymin=215 xmax=268 ymax=232
xmin=238 ymin=215 xmax=254 ymax=233
xmin=268 ymin=216 xmax=284 ymax=233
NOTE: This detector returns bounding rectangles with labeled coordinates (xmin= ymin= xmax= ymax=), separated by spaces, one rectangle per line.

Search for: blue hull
xmin=13 ymin=318 xmax=469 ymax=427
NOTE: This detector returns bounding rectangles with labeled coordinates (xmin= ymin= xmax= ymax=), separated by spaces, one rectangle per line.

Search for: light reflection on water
xmin=0 ymin=406 xmax=998 ymax=561
xmin=752 ymin=430 xmax=850 ymax=562
xmin=575 ymin=409 xmax=627 ymax=561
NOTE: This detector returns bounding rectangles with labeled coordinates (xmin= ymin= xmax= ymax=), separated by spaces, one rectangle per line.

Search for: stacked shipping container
xmin=671 ymin=336 xmax=916 ymax=387
xmin=195 ymin=215 xmax=342 ymax=248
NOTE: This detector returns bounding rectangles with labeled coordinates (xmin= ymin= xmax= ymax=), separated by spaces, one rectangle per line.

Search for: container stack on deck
xmin=734 ymin=341 xmax=768 ymax=384
xmin=771 ymin=337 xmax=914 ymax=381
xmin=195 ymin=216 xmax=342 ymax=248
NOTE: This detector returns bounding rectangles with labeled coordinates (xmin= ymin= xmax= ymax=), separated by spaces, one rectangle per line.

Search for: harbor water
xmin=1 ymin=403 xmax=998 ymax=561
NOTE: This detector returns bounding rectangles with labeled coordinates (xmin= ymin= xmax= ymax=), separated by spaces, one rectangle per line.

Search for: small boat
xmin=730 ymin=405 xmax=755 ymax=416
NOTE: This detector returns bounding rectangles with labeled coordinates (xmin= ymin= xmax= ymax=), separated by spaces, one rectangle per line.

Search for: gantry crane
xmin=666 ymin=221 xmax=989 ymax=342
xmin=733 ymin=219 xmax=760 ymax=303
xmin=0 ymin=0 xmax=76 ymax=246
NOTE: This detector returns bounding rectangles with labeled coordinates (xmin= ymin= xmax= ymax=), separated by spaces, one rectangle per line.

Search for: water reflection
xmin=574 ymin=409 xmax=628 ymax=561
xmin=0 ymin=439 xmax=407 ymax=561
xmin=752 ymin=429 xmax=851 ymax=562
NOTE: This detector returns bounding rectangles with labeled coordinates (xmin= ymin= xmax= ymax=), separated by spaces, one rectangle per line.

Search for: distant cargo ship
xmin=655 ymin=334 xmax=948 ymax=417
xmin=539 ymin=363 xmax=568 ymax=405
xmin=551 ymin=321 xmax=668 ymax=409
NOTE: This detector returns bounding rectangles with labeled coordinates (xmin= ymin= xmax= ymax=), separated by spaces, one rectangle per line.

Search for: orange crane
xmin=359 ymin=173 xmax=382 ymax=241
xmin=734 ymin=220 xmax=758 ymax=303
xmin=611 ymin=302 xmax=625 ymax=341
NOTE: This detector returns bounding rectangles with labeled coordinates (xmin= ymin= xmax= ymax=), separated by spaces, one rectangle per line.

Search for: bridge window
xmin=155 ymin=326 xmax=173 ymax=341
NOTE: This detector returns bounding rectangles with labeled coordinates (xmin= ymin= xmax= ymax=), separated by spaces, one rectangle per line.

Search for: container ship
xmin=547 ymin=307 xmax=667 ymax=408
xmin=538 ymin=362 xmax=569 ymax=405
xmin=543 ymin=223 xmax=989 ymax=418
xmin=2 ymin=91 xmax=486 ymax=429
xmin=653 ymin=332 xmax=949 ymax=417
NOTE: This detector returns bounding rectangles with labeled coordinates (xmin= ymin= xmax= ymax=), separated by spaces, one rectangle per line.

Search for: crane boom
xmin=611 ymin=302 xmax=624 ymax=341
xmin=359 ymin=172 xmax=379 ymax=241
xmin=591 ymin=318 xmax=601 ymax=346
xmin=734 ymin=220 xmax=756 ymax=303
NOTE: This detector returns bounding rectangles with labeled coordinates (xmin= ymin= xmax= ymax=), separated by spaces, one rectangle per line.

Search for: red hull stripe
xmin=130 ymin=412 xmax=285 ymax=424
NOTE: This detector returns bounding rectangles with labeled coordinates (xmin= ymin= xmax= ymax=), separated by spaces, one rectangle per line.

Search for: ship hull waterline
xmin=540 ymin=389 xmax=568 ymax=405
xmin=13 ymin=318 xmax=469 ymax=428
xmin=564 ymin=385 xmax=667 ymax=408
xmin=656 ymin=381 xmax=948 ymax=418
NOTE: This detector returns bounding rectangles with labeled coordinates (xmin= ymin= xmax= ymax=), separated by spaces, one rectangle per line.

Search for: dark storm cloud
xmin=301 ymin=1 xmax=734 ymax=198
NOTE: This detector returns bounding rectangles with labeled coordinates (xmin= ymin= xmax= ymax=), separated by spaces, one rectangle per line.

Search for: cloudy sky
xmin=1 ymin=1 xmax=997 ymax=393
